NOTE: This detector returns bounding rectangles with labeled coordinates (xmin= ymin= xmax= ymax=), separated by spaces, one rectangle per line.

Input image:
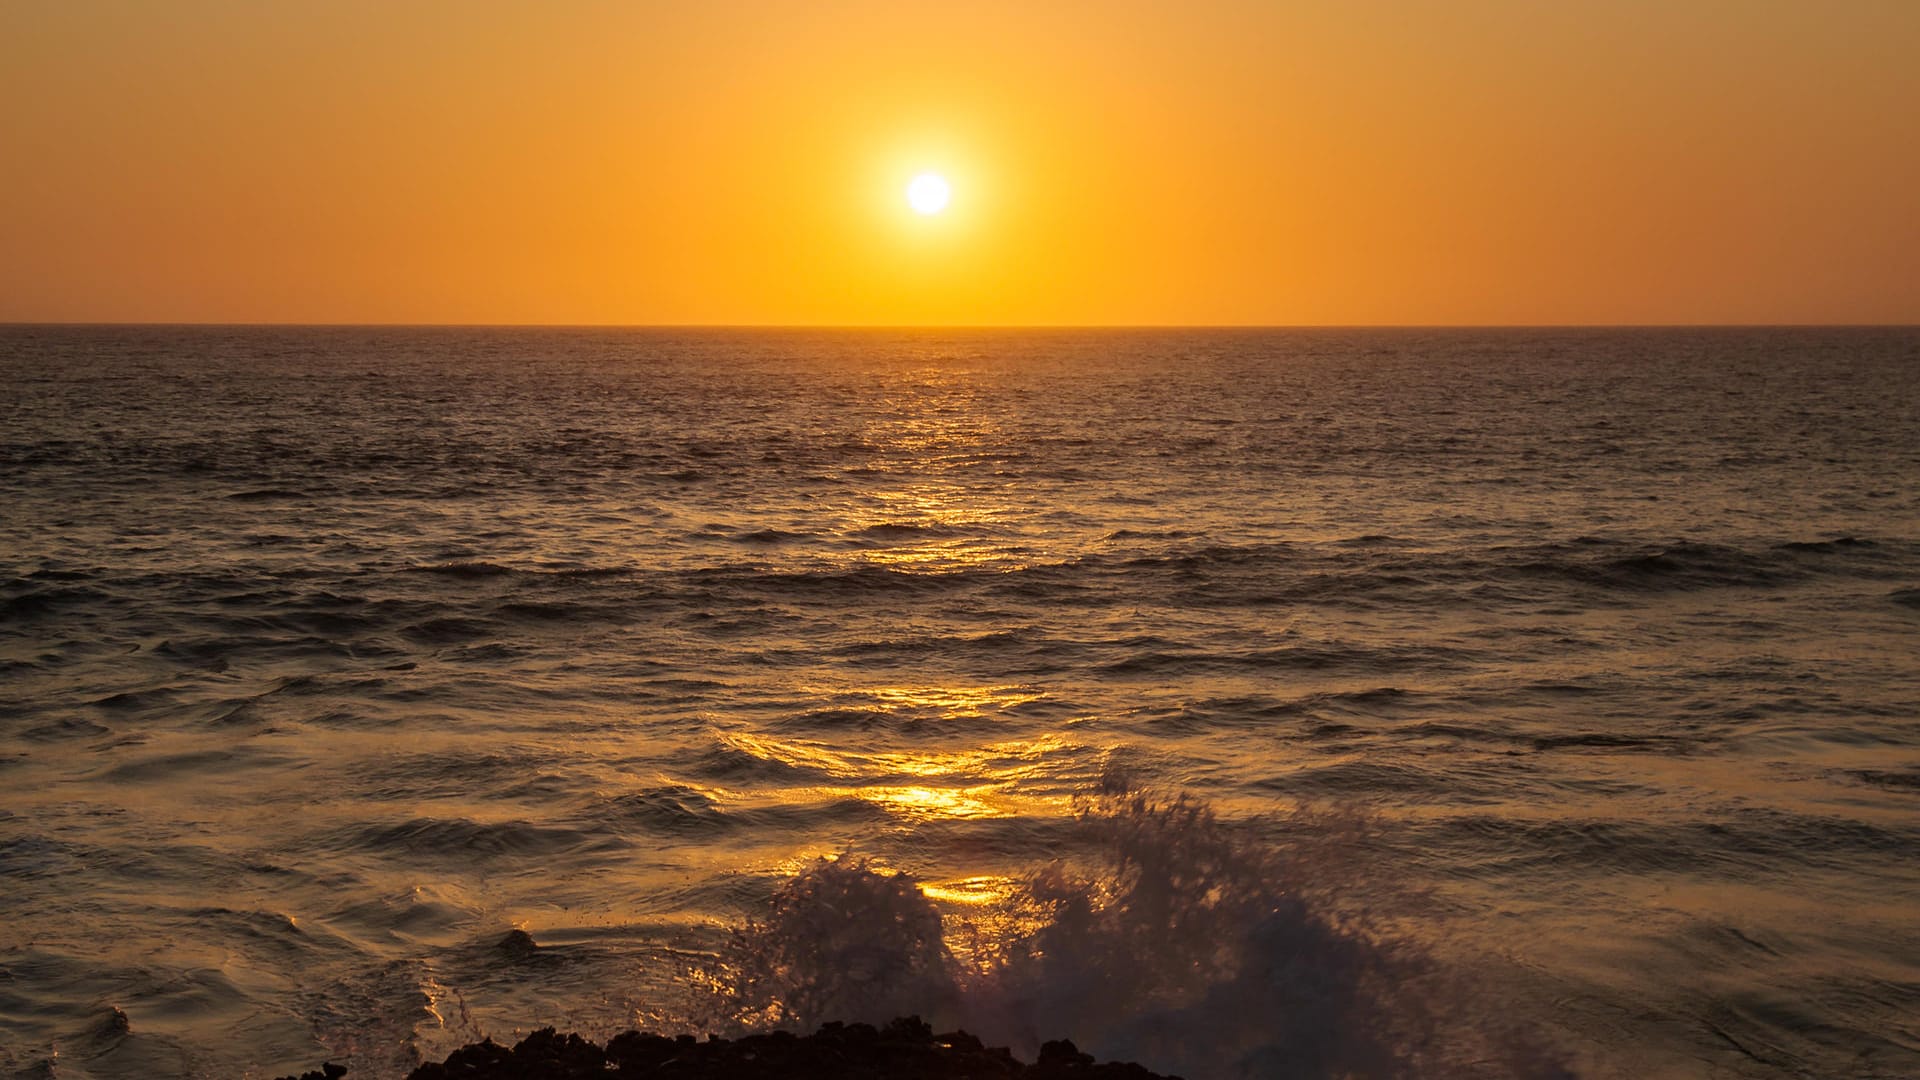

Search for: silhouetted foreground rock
xmin=278 ymin=1016 xmax=1180 ymax=1079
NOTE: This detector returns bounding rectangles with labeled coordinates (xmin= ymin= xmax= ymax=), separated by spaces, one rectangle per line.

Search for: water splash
xmin=700 ymin=782 xmax=1576 ymax=1079
xmin=704 ymin=853 xmax=963 ymax=1032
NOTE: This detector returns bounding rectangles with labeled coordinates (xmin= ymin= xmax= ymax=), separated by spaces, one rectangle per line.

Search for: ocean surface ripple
xmin=2 ymin=326 xmax=1918 ymax=1078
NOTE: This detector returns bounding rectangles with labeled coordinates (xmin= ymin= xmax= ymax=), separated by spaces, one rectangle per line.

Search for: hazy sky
xmin=2 ymin=1 xmax=1915 ymax=325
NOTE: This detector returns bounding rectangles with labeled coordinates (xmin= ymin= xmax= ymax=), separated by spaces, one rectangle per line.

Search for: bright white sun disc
xmin=906 ymin=173 xmax=950 ymax=214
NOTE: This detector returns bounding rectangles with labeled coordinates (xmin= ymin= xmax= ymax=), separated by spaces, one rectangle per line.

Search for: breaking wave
xmin=695 ymin=782 xmax=1576 ymax=1079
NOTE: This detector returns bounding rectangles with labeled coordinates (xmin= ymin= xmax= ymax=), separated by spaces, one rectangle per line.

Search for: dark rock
xmin=343 ymin=1015 xmax=1183 ymax=1079
xmin=271 ymin=1065 xmax=346 ymax=1080
xmin=1038 ymin=1038 xmax=1094 ymax=1068
xmin=497 ymin=928 xmax=540 ymax=961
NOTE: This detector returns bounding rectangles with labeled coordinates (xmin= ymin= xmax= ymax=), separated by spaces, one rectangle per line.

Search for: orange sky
xmin=2 ymin=1 xmax=1915 ymax=326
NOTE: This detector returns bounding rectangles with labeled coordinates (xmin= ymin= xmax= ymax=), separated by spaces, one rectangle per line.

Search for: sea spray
xmin=980 ymin=789 xmax=1425 ymax=1078
xmin=704 ymin=853 xmax=964 ymax=1033
xmin=699 ymin=783 xmax=1576 ymax=1079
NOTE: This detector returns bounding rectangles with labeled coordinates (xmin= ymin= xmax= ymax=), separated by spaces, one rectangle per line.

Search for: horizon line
xmin=4 ymin=321 xmax=1917 ymax=332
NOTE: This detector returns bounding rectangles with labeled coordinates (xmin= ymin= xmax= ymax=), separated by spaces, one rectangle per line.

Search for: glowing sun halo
xmin=906 ymin=173 xmax=951 ymax=215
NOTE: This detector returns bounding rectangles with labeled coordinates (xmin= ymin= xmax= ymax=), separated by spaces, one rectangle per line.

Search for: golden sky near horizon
xmin=2 ymin=1 xmax=1916 ymax=326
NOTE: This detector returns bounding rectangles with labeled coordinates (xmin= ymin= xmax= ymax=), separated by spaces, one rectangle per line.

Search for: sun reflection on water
xmin=808 ymin=683 xmax=1043 ymax=718
xmin=918 ymin=875 xmax=1020 ymax=907
xmin=826 ymin=371 xmax=1050 ymax=575
xmin=717 ymin=728 xmax=1076 ymax=781
xmin=708 ymin=717 xmax=1083 ymax=823
xmin=846 ymin=784 xmax=1005 ymax=819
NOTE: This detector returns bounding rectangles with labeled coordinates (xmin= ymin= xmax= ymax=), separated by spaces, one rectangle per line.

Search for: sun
xmin=906 ymin=172 xmax=951 ymax=215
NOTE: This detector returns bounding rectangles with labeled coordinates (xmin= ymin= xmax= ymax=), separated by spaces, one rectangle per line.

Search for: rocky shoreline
xmin=275 ymin=1016 xmax=1180 ymax=1079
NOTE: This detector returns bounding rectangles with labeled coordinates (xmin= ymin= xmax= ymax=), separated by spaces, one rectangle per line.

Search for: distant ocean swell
xmin=6 ymin=533 xmax=1913 ymax=636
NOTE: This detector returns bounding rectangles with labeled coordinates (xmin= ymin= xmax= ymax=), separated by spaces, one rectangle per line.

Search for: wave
xmin=340 ymin=817 xmax=624 ymax=862
xmin=849 ymin=521 xmax=975 ymax=541
xmin=640 ymin=534 xmax=1914 ymax=615
xmin=588 ymin=785 xmax=741 ymax=837
xmin=1096 ymin=642 xmax=1464 ymax=678
xmin=25 ymin=534 xmax=1896 ymax=674
xmin=399 ymin=616 xmax=497 ymax=645
xmin=402 ymin=561 xmax=631 ymax=580
xmin=1848 ymin=768 xmax=1920 ymax=793
xmin=1775 ymin=536 xmax=1874 ymax=553
xmin=1421 ymin=809 xmax=1919 ymax=875
xmin=731 ymin=528 xmax=809 ymax=544
xmin=690 ymin=782 xmax=1575 ymax=1079
xmin=0 ymin=585 xmax=113 ymax=619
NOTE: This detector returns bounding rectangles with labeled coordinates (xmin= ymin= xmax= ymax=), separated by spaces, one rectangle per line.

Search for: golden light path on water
xmin=849 ymin=402 xmax=1033 ymax=572
xmin=701 ymin=366 xmax=1099 ymax=942
xmin=713 ymin=728 xmax=1080 ymax=819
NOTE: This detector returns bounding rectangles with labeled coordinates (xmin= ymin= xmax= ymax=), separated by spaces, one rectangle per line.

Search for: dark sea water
xmin=2 ymin=326 xmax=1918 ymax=1079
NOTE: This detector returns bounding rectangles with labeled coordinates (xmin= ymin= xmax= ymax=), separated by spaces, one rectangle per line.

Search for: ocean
xmin=1 ymin=325 xmax=1916 ymax=1079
